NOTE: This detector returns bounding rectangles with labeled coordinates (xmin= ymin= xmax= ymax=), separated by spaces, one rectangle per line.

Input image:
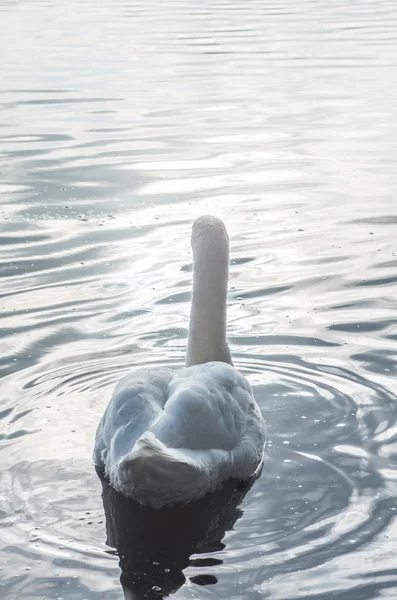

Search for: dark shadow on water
xmin=97 ymin=468 xmax=253 ymax=599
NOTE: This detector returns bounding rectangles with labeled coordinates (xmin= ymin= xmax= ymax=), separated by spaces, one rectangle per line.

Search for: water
xmin=1 ymin=0 xmax=397 ymax=598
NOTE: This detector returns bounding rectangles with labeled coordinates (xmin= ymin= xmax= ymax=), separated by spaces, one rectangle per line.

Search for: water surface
xmin=1 ymin=0 xmax=397 ymax=599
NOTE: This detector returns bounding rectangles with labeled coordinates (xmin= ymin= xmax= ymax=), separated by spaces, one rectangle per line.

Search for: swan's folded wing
xmin=151 ymin=362 xmax=256 ymax=452
xmin=94 ymin=369 xmax=173 ymax=467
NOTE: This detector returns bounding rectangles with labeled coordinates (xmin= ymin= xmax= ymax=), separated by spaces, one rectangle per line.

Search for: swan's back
xmin=94 ymin=362 xmax=265 ymax=507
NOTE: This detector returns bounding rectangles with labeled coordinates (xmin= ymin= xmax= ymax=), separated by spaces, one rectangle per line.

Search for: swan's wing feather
xmin=94 ymin=369 xmax=173 ymax=466
xmin=151 ymin=362 xmax=255 ymax=451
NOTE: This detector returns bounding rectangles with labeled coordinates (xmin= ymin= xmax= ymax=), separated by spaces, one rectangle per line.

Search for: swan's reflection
xmin=97 ymin=468 xmax=253 ymax=599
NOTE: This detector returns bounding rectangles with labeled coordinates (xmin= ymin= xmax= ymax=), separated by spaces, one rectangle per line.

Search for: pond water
xmin=1 ymin=0 xmax=397 ymax=598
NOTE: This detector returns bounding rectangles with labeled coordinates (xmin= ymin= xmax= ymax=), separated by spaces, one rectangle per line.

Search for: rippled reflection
xmin=98 ymin=469 xmax=253 ymax=599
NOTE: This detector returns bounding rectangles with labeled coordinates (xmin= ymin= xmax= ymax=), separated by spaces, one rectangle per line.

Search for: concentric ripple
xmin=1 ymin=353 xmax=397 ymax=599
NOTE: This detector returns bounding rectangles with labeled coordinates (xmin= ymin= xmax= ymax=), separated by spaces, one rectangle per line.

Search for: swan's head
xmin=191 ymin=216 xmax=229 ymax=258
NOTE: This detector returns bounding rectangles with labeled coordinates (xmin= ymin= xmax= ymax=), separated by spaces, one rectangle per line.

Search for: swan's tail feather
xmin=116 ymin=432 xmax=203 ymax=506
xmin=130 ymin=431 xmax=179 ymax=459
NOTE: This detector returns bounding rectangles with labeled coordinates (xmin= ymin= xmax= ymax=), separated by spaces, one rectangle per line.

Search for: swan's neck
xmin=186 ymin=233 xmax=232 ymax=367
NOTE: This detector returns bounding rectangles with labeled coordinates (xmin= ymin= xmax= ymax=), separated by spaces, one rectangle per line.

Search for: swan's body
xmin=94 ymin=216 xmax=265 ymax=507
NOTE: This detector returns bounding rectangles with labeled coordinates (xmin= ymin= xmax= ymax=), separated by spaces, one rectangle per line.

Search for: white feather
xmin=94 ymin=216 xmax=266 ymax=507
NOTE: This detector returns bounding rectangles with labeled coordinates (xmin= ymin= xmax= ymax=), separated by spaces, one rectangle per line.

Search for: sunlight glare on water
xmin=1 ymin=0 xmax=397 ymax=599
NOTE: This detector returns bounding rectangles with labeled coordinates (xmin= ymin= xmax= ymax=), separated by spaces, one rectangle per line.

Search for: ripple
xmin=2 ymin=349 xmax=396 ymax=598
xmin=233 ymin=335 xmax=339 ymax=347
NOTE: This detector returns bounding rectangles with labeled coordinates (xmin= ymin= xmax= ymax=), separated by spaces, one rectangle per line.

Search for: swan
xmin=94 ymin=216 xmax=266 ymax=508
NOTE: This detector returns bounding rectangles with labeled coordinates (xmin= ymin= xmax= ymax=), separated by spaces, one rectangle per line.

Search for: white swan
xmin=94 ymin=216 xmax=266 ymax=508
